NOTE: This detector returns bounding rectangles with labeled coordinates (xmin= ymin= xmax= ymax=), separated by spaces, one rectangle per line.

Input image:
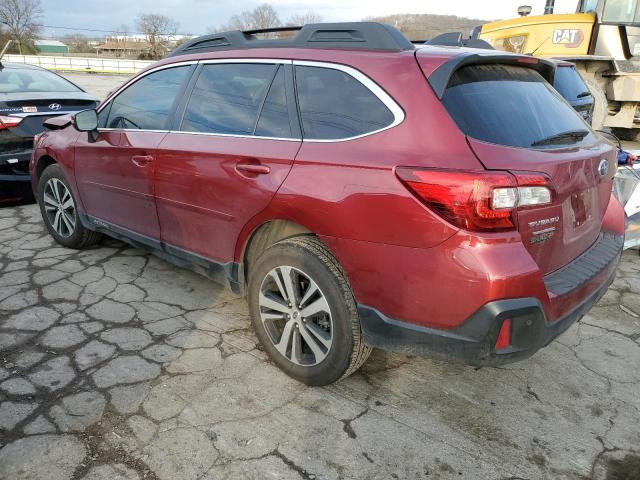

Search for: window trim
xmin=97 ymin=60 xmax=198 ymax=133
xmin=293 ymin=60 xmax=405 ymax=142
xmin=96 ymin=58 xmax=405 ymax=143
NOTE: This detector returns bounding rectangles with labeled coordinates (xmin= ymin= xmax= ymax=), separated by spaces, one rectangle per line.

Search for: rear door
xmin=154 ymin=61 xmax=301 ymax=263
xmin=438 ymin=63 xmax=616 ymax=274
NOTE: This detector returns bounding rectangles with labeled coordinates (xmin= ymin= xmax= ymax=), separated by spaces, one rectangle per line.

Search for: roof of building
xmin=34 ymin=40 xmax=68 ymax=47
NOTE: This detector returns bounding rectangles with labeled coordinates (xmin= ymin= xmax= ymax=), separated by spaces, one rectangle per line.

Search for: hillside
xmin=364 ymin=13 xmax=490 ymax=42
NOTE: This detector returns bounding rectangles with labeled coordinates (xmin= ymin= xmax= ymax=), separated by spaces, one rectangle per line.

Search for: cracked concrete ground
xmin=1 ymin=72 xmax=640 ymax=479
xmin=1 ymin=206 xmax=640 ymax=480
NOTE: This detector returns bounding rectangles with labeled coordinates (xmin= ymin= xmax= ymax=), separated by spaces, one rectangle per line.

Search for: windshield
xmin=441 ymin=64 xmax=595 ymax=149
xmin=602 ymin=0 xmax=640 ymax=23
xmin=0 ymin=67 xmax=81 ymax=94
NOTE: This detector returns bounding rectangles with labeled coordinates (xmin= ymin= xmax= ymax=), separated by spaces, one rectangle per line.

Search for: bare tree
xmin=217 ymin=3 xmax=281 ymax=32
xmin=286 ymin=12 xmax=323 ymax=26
xmin=0 ymin=0 xmax=42 ymax=54
xmin=136 ymin=13 xmax=178 ymax=59
xmin=62 ymin=33 xmax=91 ymax=54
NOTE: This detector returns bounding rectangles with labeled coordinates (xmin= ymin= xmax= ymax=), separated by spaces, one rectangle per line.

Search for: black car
xmin=549 ymin=60 xmax=595 ymax=125
xmin=0 ymin=61 xmax=98 ymax=203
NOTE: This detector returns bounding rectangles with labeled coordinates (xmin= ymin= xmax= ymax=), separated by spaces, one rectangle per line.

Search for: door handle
xmin=235 ymin=163 xmax=271 ymax=175
xmin=131 ymin=155 xmax=153 ymax=167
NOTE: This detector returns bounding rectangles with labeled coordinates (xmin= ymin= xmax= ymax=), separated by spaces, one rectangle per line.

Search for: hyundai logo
xmin=49 ymin=103 xmax=61 ymax=111
xmin=598 ymin=159 xmax=609 ymax=177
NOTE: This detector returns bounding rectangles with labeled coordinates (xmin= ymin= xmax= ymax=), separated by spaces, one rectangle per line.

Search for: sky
xmin=40 ymin=0 xmax=579 ymax=37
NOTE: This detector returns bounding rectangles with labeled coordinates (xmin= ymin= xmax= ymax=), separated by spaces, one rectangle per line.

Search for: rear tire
xmin=37 ymin=164 xmax=102 ymax=249
xmin=248 ymin=236 xmax=371 ymax=386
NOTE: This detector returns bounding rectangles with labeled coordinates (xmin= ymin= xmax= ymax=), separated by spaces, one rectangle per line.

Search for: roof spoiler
xmin=167 ymin=22 xmax=415 ymax=57
xmin=427 ymin=52 xmax=556 ymax=98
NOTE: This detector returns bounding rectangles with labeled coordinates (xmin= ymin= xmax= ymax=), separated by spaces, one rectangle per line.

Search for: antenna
xmin=0 ymin=40 xmax=13 ymax=67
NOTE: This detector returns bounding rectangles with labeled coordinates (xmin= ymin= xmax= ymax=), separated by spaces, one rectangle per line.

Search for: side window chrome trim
xmin=292 ymin=60 xmax=405 ymax=143
xmin=166 ymin=130 xmax=300 ymax=142
xmin=199 ymin=58 xmax=292 ymax=65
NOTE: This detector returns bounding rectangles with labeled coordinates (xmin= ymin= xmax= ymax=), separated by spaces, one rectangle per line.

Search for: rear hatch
xmin=421 ymin=55 xmax=616 ymax=275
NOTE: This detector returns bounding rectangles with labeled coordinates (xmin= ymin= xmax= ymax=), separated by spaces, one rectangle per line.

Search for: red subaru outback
xmin=30 ymin=23 xmax=625 ymax=385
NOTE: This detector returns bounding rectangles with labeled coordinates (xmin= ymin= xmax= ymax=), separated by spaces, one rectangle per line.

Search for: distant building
xmin=34 ymin=40 xmax=69 ymax=54
xmin=94 ymin=37 xmax=152 ymax=57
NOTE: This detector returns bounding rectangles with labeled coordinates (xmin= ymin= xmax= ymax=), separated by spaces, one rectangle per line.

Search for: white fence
xmin=4 ymin=54 xmax=153 ymax=75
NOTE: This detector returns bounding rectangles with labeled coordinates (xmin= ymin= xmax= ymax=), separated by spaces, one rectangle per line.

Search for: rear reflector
xmin=495 ymin=319 xmax=512 ymax=350
xmin=0 ymin=115 xmax=23 ymax=130
xmin=396 ymin=168 xmax=555 ymax=232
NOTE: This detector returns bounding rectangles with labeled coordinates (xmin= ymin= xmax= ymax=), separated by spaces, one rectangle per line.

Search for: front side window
xmin=181 ymin=63 xmax=277 ymax=135
xmin=442 ymin=64 xmax=594 ymax=149
xmin=294 ymin=65 xmax=395 ymax=140
xmin=105 ymin=66 xmax=190 ymax=130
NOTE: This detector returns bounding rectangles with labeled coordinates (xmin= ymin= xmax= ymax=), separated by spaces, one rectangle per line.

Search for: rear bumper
xmin=358 ymin=233 xmax=623 ymax=366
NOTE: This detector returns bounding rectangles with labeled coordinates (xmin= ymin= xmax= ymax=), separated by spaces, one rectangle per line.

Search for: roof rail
xmin=424 ymin=32 xmax=494 ymax=50
xmin=167 ymin=22 xmax=415 ymax=57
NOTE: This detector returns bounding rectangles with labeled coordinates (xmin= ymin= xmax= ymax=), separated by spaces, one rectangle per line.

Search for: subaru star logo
xmin=49 ymin=103 xmax=61 ymax=111
xmin=598 ymin=159 xmax=609 ymax=177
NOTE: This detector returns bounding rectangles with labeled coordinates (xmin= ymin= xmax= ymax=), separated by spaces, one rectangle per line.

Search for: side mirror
xmin=73 ymin=109 xmax=98 ymax=132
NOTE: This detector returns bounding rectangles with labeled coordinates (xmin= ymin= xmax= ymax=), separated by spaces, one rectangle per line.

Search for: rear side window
xmin=442 ymin=64 xmax=594 ymax=149
xmin=553 ymin=66 xmax=589 ymax=102
xmin=106 ymin=66 xmax=190 ymax=130
xmin=181 ymin=63 xmax=276 ymax=135
xmin=295 ymin=65 xmax=395 ymax=140
xmin=255 ymin=66 xmax=292 ymax=138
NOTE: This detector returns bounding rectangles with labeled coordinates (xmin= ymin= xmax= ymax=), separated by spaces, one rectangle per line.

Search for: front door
xmin=154 ymin=62 xmax=302 ymax=263
xmin=74 ymin=64 xmax=194 ymax=239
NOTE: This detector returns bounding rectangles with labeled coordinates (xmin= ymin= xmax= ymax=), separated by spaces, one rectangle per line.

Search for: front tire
xmin=248 ymin=237 xmax=371 ymax=386
xmin=37 ymin=164 xmax=102 ymax=249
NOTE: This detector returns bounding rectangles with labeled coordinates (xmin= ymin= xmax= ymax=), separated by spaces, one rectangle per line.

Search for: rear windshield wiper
xmin=531 ymin=129 xmax=590 ymax=147
xmin=577 ymin=91 xmax=592 ymax=99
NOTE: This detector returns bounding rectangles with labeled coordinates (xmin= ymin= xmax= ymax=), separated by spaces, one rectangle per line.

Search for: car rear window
xmin=441 ymin=64 xmax=594 ymax=149
xmin=0 ymin=68 xmax=80 ymax=94
xmin=553 ymin=65 xmax=589 ymax=102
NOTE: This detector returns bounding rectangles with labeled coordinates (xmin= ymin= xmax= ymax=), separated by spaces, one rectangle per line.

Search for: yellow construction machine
xmin=477 ymin=0 xmax=640 ymax=138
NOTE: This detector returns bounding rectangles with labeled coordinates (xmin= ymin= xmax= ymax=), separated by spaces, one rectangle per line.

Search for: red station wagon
xmin=30 ymin=23 xmax=625 ymax=385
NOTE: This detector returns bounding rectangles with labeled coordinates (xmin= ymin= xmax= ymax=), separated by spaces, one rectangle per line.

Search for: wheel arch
xmin=238 ymin=219 xmax=314 ymax=280
xmin=34 ymin=155 xmax=58 ymax=190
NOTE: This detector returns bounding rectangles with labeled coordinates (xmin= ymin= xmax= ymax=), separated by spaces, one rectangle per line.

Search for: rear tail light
xmin=396 ymin=168 xmax=554 ymax=232
xmin=0 ymin=115 xmax=23 ymax=130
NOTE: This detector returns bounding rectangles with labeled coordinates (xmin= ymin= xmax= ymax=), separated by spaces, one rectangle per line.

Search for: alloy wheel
xmin=259 ymin=266 xmax=333 ymax=366
xmin=43 ymin=178 xmax=76 ymax=238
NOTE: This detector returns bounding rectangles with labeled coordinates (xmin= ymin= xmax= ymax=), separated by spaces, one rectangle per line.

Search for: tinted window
xmin=442 ymin=64 xmax=594 ymax=149
xmin=295 ymin=66 xmax=395 ymax=140
xmin=255 ymin=66 xmax=292 ymax=138
xmin=0 ymin=67 xmax=80 ymax=94
xmin=554 ymin=66 xmax=589 ymax=102
xmin=181 ymin=63 xmax=276 ymax=135
xmin=603 ymin=0 xmax=640 ymax=23
xmin=106 ymin=66 xmax=190 ymax=130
